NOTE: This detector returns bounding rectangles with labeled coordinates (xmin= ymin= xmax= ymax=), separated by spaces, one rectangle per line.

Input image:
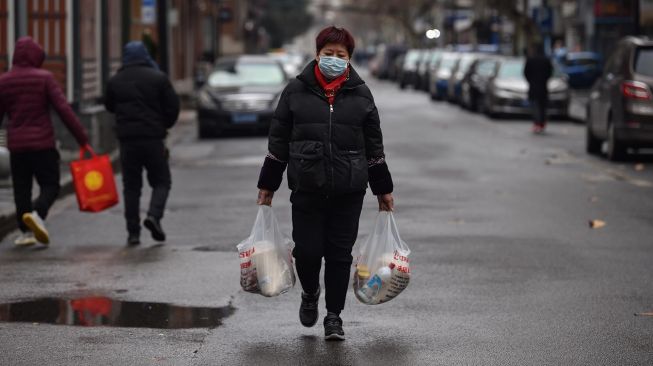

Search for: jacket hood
xmin=122 ymin=41 xmax=159 ymax=70
xmin=12 ymin=37 xmax=45 ymax=68
xmin=297 ymin=60 xmax=365 ymax=91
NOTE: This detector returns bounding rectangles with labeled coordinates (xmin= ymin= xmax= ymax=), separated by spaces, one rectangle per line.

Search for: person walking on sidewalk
xmin=524 ymin=43 xmax=553 ymax=134
xmin=104 ymin=41 xmax=180 ymax=246
xmin=256 ymin=26 xmax=395 ymax=341
xmin=0 ymin=37 xmax=90 ymax=247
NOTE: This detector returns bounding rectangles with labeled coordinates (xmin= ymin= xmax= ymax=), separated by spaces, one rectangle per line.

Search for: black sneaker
xmin=324 ymin=312 xmax=345 ymax=341
xmin=126 ymin=233 xmax=140 ymax=247
xmin=299 ymin=287 xmax=320 ymax=327
xmin=143 ymin=216 xmax=166 ymax=242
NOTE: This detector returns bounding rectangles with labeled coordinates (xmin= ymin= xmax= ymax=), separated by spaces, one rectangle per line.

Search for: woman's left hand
xmin=377 ymin=193 xmax=394 ymax=212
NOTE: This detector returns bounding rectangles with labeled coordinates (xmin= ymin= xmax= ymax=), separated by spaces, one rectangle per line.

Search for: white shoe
xmin=14 ymin=232 xmax=37 ymax=247
xmin=22 ymin=212 xmax=50 ymax=245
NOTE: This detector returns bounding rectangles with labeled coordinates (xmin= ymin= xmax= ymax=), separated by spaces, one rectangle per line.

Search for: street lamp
xmin=426 ymin=29 xmax=441 ymax=39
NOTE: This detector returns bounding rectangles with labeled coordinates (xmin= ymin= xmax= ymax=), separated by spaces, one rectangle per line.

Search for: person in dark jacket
xmin=524 ymin=43 xmax=553 ymax=133
xmin=0 ymin=37 xmax=89 ymax=247
xmin=104 ymin=41 xmax=180 ymax=246
xmin=256 ymin=26 xmax=394 ymax=341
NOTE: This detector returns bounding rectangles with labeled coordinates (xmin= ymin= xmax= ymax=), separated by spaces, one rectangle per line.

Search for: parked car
xmin=416 ymin=49 xmax=438 ymax=91
xmin=447 ymin=53 xmax=479 ymax=103
xmin=370 ymin=44 xmax=406 ymax=80
xmin=586 ymin=36 xmax=653 ymax=160
xmin=460 ymin=56 xmax=501 ymax=111
xmin=399 ymin=49 xmax=425 ymax=89
xmin=196 ymin=55 xmax=288 ymax=138
xmin=483 ymin=57 xmax=569 ymax=118
xmin=424 ymin=50 xmax=444 ymax=92
xmin=267 ymin=51 xmax=308 ymax=78
xmin=558 ymin=52 xmax=603 ymax=89
xmin=429 ymin=52 xmax=459 ymax=100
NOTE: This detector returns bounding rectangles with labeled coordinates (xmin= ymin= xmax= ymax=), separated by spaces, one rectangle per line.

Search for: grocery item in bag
xmin=353 ymin=212 xmax=411 ymax=305
xmin=237 ymin=206 xmax=295 ymax=297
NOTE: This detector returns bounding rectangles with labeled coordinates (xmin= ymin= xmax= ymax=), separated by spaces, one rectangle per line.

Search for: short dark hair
xmin=315 ymin=26 xmax=355 ymax=57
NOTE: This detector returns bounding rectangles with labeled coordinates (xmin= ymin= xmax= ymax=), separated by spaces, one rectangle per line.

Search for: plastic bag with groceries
xmin=353 ymin=212 xmax=411 ymax=305
xmin=237 ymin=206 xmax=296 ymax=297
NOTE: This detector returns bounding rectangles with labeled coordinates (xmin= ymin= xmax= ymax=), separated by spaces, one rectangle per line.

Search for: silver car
xmin=483 ymin=58 xmax=569 ymax=118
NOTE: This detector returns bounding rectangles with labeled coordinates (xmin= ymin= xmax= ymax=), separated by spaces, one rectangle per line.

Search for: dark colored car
xmin=416 ymin=49 xmax=437 ymax=91
xmin=399 ymin=49 xmax=425 ymax=89
xmin=483 ymin=57 xmax=569 ymax=118
xmin=460 ymin=56 xmax=500 ymax=111
xmin=586 ymin=36 xmax=653 ymax=160
xmin=196 ymin=55 xmax=288 ymax=138
xmin=429 ymin=52 xmax=459 ymax=100
xmin=424 ymin=50 xmax=443 ymax=93
xmin=370 ymin=44 xmax=407 ymax=80
xmin=447 ymin=53 xmax=479 ymax=103
xmin=558 ymin=52 xmax=603 ymax=89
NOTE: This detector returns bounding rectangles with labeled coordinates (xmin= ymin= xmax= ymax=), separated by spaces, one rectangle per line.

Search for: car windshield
xmin=439 ymin=57 xmax=457 ymax=70
xmin=405 ymin=50 xmax=421 ymax=64
xmin=208 ymin=62 xmax=285 ymax=87
xmin=477 ymin=60 xmax=497 ymax=76
xmin=458 ymin=57 xmax=475 ymax=72
xmin=635 ymin=47 xmax=653 ymax=77
xmin=498 ymin=61 xmax=524 ymax=78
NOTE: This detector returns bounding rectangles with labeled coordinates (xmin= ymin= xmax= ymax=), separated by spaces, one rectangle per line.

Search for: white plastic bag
xmin=237 ymin=206 xmax=295 ymax=297
xmin=353 ymin=212 xmax=411 ymax=305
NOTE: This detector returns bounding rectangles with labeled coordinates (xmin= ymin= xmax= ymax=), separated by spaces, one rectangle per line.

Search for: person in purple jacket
xmin=0 ymin=37 xmax=89 ymax=246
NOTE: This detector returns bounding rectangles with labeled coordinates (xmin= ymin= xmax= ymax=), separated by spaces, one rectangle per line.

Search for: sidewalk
xmin=0 ymin=110 xmax=197 ymax=241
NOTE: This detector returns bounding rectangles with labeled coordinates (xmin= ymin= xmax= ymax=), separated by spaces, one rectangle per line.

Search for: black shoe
xmin=299 ymin=287 xmax=320 ymax=327
xmin=143 ymin=216 xmax=166 ymax=242
xmin=324 ymin=312 xmax=345 ymax=341
xmin=126 ymin=234 xmax=140 ymax=246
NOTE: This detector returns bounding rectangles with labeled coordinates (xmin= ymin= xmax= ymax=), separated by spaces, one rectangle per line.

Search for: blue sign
xmin=533 ymin=6 xmax=553 ymax=33
xmin=142 ymin=0 xmax=156 ymax=25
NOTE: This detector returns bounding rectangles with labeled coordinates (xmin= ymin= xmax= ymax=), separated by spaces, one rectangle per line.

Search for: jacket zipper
xmin=329 ymin=103 xmax=334 ymax=192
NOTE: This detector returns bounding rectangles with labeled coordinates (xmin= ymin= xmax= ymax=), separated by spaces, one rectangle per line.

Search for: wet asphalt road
xmin=1 ymin=71 xmax=653 ymax=365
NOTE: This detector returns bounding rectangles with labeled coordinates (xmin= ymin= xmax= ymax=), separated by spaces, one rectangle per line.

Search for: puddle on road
xmin=0 ymin=296 xmax=234 ymax=329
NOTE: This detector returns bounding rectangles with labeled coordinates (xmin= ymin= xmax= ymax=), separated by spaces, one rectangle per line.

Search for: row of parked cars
xmin=383 ymin=48 xmax=571 ymax=119
xmin=374 ymin=37 xmax=653 ymax=161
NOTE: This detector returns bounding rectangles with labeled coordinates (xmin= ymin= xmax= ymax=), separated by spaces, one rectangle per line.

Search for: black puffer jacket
xmin=258 ymin=61 xmax=393 ymax=195
xmin=104 ymin=43 xmax=180 ymax=141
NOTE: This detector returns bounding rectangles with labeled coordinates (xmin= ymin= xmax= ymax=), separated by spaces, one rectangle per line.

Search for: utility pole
xmin=157 ymin=0 xmax=169 ymax=74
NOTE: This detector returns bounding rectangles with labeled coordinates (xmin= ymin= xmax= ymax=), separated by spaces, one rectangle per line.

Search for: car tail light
xmin=621 ymin=80 xmax=652 ymax=100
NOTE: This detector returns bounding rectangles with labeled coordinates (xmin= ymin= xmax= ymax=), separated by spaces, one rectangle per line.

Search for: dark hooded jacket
xmin=0 ymin=37 xmax=88 ymax=152
xmin=104 ymin=42 xmax=180 ymax=141
xmin=258 ymin=60 xmax=393 ymax=195
xmin=524 ymin=54 xmax=553 ymax=101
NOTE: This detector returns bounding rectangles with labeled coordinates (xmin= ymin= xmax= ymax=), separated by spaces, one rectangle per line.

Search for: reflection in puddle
xmin=0 ymin=297 xmax=234 ymax=329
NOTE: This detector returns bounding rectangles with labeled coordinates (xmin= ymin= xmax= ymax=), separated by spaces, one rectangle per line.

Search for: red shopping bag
xmin=70 ymin=146 xmax=119 ymax=212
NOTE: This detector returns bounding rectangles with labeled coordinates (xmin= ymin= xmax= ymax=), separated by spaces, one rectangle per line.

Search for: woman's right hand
xmin=257 ymin=189 xmax=274 ymax=206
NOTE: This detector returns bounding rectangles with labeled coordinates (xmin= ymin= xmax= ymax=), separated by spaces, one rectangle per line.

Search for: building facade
xmin=0 ymin=0 xmax=256 ymax=156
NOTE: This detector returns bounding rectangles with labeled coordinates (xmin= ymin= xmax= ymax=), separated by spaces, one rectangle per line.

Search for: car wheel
xmin=585 ymin=108 xmax=602 ymax=155
xmin=606 ymin=121 xmax=626 ymax=161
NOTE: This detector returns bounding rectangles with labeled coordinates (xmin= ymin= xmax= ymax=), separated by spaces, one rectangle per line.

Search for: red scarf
xmin=314 ymin=63 xmax=349 ymax=105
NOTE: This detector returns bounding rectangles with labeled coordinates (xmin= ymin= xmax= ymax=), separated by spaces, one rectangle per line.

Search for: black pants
xmin=120 ymin=140 xmax=171 ymax=235
xmin=10 ymin=149 xmax=61 ymax=232
xmin=531 ymin=97 xmax=548 ymax=124
xmin=291 ymin=191 xmax=365 ymax=314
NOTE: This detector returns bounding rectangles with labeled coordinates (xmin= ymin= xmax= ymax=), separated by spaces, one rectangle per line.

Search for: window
xmin=208 ymin=62 xmax=286 ymax=87
xmin=634 ymin=47 xmax=653 ymax=77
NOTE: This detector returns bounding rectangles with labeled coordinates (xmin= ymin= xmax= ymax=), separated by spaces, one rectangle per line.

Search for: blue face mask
xmin=318 ymin=56 xmax=348 ymax=79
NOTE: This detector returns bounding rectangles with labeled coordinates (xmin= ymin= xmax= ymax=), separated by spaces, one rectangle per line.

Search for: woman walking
xmin=256 ymin=26 xmax=394 ymax=341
